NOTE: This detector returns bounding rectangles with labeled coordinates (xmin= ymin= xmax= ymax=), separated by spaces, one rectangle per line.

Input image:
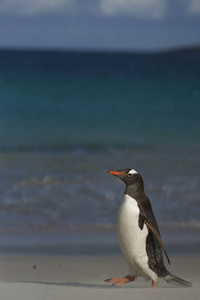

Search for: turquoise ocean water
xmin=0 ymin=49 xmax=199 ymax=254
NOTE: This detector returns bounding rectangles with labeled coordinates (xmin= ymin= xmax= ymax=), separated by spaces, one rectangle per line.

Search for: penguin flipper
xmin=144 ymin=218 xmax=170 ymax=265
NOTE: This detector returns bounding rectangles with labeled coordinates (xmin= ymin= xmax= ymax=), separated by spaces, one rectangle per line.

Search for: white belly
xmin=117 ymin=194 xmax=157 ymax=281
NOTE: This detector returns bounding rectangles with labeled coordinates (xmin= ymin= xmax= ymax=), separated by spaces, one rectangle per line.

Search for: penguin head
xmin=108 ymin=168 xmax=144 ymax=189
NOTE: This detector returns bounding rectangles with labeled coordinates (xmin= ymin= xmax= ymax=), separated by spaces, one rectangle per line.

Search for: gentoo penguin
xmin=105 ymin=168 xmax=192 ymax=288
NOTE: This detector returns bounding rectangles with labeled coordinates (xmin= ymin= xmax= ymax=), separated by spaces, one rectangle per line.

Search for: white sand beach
xmin=0 ymin=255 xmax=199 ymax=300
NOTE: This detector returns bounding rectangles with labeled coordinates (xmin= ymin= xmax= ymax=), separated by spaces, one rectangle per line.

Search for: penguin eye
xmin=127 ymin=173 xmax=133 ymax=177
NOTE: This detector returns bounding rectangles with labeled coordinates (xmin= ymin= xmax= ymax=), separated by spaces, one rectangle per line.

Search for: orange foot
xmin=152 ymin=280 xmax=158 ymax=288
xmin=105 ymin=276 xmax=135 ymax=286
xmin=144 ymin=280 xmax=158 ymax=289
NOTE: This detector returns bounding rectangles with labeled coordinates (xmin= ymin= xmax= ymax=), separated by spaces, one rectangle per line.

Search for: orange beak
xmin=108 ymin=170 xmax=126 ymax=176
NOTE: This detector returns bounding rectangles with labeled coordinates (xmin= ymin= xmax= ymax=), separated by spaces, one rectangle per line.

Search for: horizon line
xmin=0 ymin=44 xmax=200 ymax=54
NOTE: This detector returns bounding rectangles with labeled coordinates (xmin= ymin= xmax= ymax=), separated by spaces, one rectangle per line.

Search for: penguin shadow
xmin=15 ymin=281 xmax=117 ymax=289
xmin=12 ymin=279 xmax=197 ymax=288
xmin=15 ymin=278 xmax=186 ymax=289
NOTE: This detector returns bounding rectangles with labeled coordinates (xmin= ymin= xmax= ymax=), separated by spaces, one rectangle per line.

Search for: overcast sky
xmin=0 ymin=0 xmax=200 ymax=51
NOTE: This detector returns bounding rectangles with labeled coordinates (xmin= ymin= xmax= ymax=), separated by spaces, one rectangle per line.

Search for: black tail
xmin=163 ymin=272 xmax=192 ymax=287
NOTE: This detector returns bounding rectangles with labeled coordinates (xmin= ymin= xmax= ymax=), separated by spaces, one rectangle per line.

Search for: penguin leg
xmin=105 ymin=275 xmax=135 ymax=286
xmin=144 ymin=280 xmax=158 ymax=289
xmin=152 ymin=280 xmax=158 ymax=288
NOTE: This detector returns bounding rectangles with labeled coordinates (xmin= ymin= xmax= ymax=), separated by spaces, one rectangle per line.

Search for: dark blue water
xmin=0 ymin=49 xmax=200 ymax=254
xmin=1 ymin=49 xmax=199 ymax=150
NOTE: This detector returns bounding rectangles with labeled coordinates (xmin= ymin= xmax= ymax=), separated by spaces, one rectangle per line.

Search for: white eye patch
xmin=128 ymin=169 xmax=138 ymax=175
